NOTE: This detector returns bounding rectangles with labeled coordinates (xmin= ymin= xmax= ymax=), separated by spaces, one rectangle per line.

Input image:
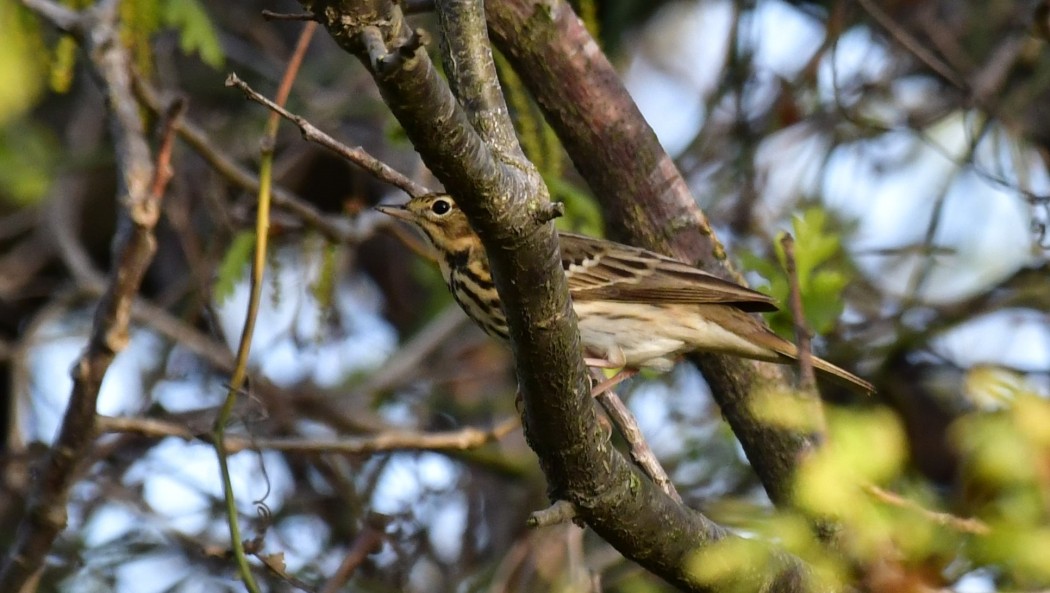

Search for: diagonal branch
xmin=485 ymin=0 xmax=824 ymax=510
xmin=301 ymin=1 xmax=815 ymax=591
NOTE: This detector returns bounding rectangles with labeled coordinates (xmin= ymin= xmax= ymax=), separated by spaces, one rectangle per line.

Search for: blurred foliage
xmin=119 ymin=0 xmax=161 ymax=75
xmin=741 ymin=207 xmax=852 ymax=338
xmin=213 ymin=230 xmax=255 ymax=305
xmin=45 ymin=0 xmax=222 ymax=95
xmin=310 ymin=238 xmax=339 ymax=320
xmin=690 ymin=395 xmax=1050 ymax=590
xmin=953 ymin=391 xmax=1050 ymax=586
xmin=0 ymin=4 xmax=47 ymax=120
xmin=161 ymin=0 xmax=224 ymax=70
xmin=0 ymin=119 xmax=59 ymax=206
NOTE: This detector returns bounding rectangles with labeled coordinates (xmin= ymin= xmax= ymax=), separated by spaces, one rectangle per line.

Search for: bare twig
xmin=779 ymin=234 xmax=815 ymax=391
xmin=854 ymin=0 xmax=968 ymax=90
xmin=95 ymin=414 xmax=519 ymax=454
xmin=212 ymin=22 xmax=326 ymax=593
xmin=150 ymin=99 xmax=187 ymax=198
xmin=133 ymin=76 xmax=368 ymax=245
xmin=528 ymin=500 xmax=577 ymax=527
xmin=319 ymin=514 xmax=388 ymax=593
xmin=225 ymin=73 xmax=430 ymax=198
xmin=261 ymin=9 xmax=317 ymax=21
xmin=864 ymin=484 xmax=990 ymax=535
xmin=591 ymin=371 xmax=681 ymax=502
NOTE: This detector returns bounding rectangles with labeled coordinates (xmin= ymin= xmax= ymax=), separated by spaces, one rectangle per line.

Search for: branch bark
xmin=302 ymin=1 xmax=814 ymax=590
xmin=484 ymin=0 xmax=823 ymax=508
xmin=1 ymin=1 xmax=164 ymax=589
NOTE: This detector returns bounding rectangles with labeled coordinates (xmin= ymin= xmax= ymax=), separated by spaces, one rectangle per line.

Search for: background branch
xmin=0 ymin=0 xmax=163 ymax=588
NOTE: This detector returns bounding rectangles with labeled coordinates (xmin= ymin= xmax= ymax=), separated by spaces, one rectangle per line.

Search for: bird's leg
xmin=583 ymin=346 xmax=636 ymax=396
xmin=589 ymin=368 xmax=639 ymax=397
xmin=583 ymin=357 xmax=621 ymax=369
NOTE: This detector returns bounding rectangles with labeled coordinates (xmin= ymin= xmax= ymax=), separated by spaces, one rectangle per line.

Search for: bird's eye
xmin=431 ymin=199 xmax=451 ymax=216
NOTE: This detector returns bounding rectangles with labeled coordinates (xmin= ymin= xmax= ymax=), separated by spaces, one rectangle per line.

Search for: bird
xmin=377 ymin=193 xmax=874 ymax=394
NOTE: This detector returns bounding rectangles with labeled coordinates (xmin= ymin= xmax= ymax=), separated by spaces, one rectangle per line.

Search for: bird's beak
xmin=375 ymin=203 xmax=414 ymax=222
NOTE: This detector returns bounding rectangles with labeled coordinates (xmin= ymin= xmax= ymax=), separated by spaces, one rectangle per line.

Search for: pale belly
xmin=573 ymin=301 xmax=779 ymax=371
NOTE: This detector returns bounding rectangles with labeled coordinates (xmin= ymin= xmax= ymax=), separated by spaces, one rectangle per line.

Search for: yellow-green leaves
xmin=742 ymin=207 xmax=853 ymax=337
xmin=162 ymin=0 xmax=224 ymax=70
xmin=0 ymin=4 xmax=47 ymax=117
xmin=952 ymin=393 xmax=1050 ymax=585
xmin=0 ymin=120 xmax=58 ymax=205
xmin=214 ymin=231 xmax=255 ymax=305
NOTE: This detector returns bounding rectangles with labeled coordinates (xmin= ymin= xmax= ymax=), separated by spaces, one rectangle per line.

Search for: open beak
xmin=375 ymin=203 xmax=415 ymax=222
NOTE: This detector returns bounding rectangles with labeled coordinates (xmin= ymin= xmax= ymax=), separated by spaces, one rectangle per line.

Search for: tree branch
xmin=434 ymin=0 xmax=522 ymax=157
xmin=0 ymin=0 xmax=163 ymax=589
xmin=485 ymin=0 xmax=822 ymax=510
xmin=302 ymin=1 xmax=815 ymax=590
xmin=94 ymin=414 xmax=520 ymax=454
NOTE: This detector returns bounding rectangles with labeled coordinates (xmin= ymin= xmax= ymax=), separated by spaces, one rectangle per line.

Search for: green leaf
xmin=214 ymin=231 xmax=255 ymax=305
xmin=310 ymin=240 xmax=338 ymax=313
xmin=742 ymin=206 xmax=856 ymax=338
xmin=162 ymin=0 xmax=224 ymax=69
xmin=805 ymin=269 xmax=848 ymax=334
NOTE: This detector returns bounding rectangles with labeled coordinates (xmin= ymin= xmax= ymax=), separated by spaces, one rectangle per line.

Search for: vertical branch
xmin=434 ymin=0 xmax=523 ymax=160
xmin=211 ymin=21 xmax=317 ymax=593
xmin=0 ymin=1 xmax=165 ymax=590
xmin=780 ymin=234 xmax=815 ymax=391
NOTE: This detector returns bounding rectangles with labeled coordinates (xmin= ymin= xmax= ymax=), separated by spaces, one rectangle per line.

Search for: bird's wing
xmin=559 ymin=232 xmax=777 ymax=312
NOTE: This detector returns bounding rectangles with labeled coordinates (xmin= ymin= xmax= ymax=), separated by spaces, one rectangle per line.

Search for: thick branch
xmin=304 ymin=1 xmax=813 ymax=590
xmin=435 ymin=0 xmax=522 ymax=157
xmin=485 ymin=0 xmax=821 ymax=509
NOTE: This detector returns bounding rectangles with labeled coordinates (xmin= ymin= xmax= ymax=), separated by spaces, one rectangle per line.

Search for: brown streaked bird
xmin=377 ymin=194 xmax=874 ymax=394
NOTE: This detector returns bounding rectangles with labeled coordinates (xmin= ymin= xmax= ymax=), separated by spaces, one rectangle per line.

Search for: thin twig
xmin=96 ymin=414 xmax=519 ymax=454
xmin=780 ymin=234 xmax=815 ymax=391
xmin=150 ymin=99 xmax=187 ymax=199
xmin=864 ymin=484 xmax=990 ymax=535
xmin=319 ymin=515 xmax=388 ymax=593
xmin=261 ymin=9 xmax=317 ymax=21
xmin=591 ymin=371 xmax=681 ymax=502
xmin=212 ymin=22 xmax=325 ymax=593
xmin=225 ymin=73 xmax=430 ymax=199
xmin=854 ymin=0 xmax=967 ymax=90
xmin=133 ymin=76 xmax=368 ymax=245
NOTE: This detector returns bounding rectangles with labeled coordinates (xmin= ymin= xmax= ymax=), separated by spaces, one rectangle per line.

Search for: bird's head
xmin=376 ymin=194 xmax=478 ymax=254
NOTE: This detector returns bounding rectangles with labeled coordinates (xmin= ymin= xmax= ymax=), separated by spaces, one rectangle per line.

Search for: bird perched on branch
xmin=378 ymin=194 xmax=873 ymax=394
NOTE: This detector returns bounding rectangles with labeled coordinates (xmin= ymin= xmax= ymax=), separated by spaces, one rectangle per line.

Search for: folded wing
xmin=559 ymin=232 xmax=777 ymax=313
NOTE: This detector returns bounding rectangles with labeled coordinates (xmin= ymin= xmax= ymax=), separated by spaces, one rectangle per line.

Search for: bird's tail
xmin=807 ymin=354 xmax=875 ymax=394
xmin=705 ymin=305 xmax=875 ymax=394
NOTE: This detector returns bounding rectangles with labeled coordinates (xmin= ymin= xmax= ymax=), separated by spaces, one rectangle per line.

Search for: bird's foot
xmin=588 ymin=367 xmax=639 ymax=397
